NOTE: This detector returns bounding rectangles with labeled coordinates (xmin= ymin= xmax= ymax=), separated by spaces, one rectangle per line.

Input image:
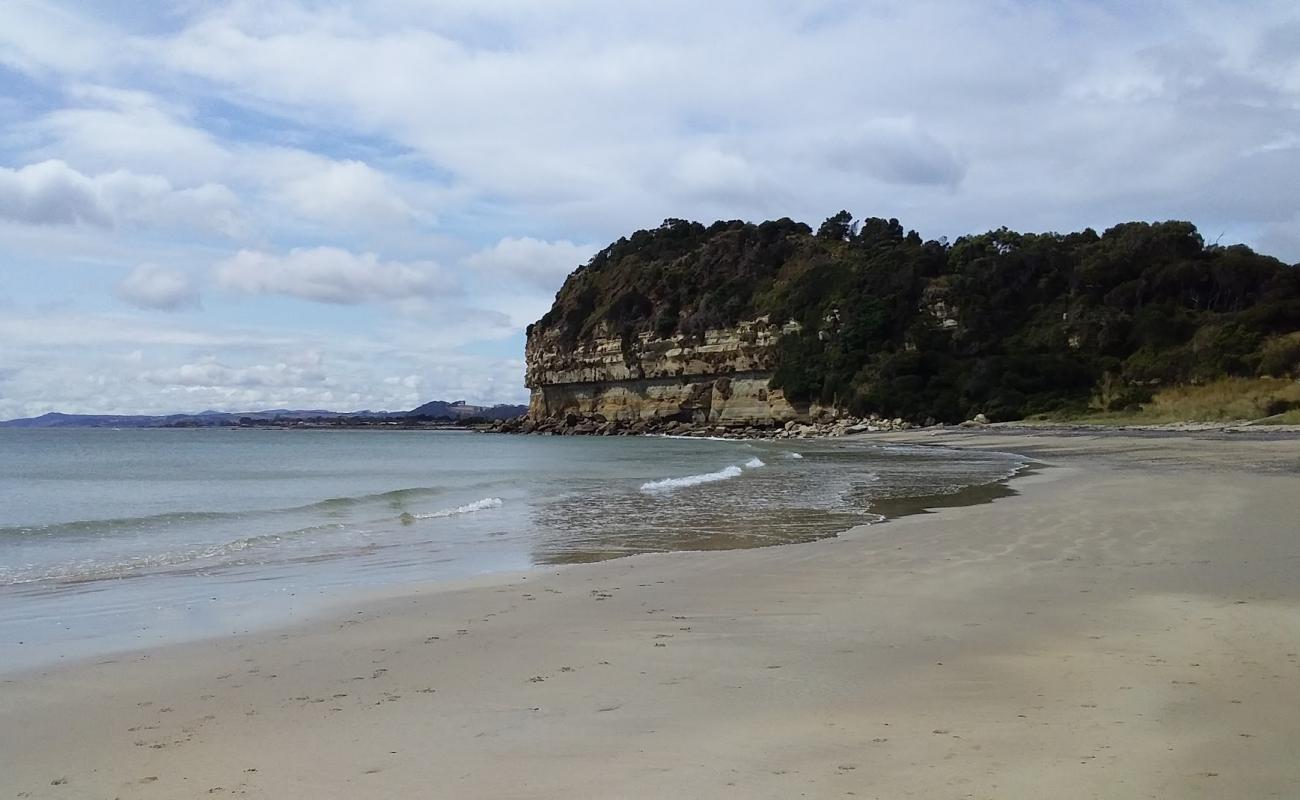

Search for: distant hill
xmin=0 ymin=401 xmax=528 ymax=429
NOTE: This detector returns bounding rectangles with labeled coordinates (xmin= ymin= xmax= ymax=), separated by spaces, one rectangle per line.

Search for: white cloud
xmin=0 ymin=159 xmax=109 ymax=225
xmin=462 ymin=237 xmax=596 ymax=290
xmin=116 ymin=263 xmax=201 ymax=311
xmin=0 ymin=2 xmax=118 ymax=75
xmin=21 ymin=87 xmax=234 ymax=185
xmin=0 ymin=308 xmax=529 ymax=419
xmin=215 ymin=247 xmax=454 ymax=305
xmin=275 ymin=158 xmax=423 ymax=226
xmin=0 ymin=310 xmax=288 ymax=349
xmin=127 ymin=0 xmax=1299 ymax=254
xmin=0 ymin=160 xmax=243 ymax=235
xmin=141 ymin=360 xmax=327 ymax=389
xmin=15 ymin=86 xmax=433 ymax=239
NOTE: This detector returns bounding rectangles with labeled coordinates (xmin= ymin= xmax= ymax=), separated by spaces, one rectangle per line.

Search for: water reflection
xmin=528 ymin=441 xmax=1026 ymax=565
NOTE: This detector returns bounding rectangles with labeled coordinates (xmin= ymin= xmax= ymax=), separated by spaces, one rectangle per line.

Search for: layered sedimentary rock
xmin=525 ymin=317 xmax=827 ymax=425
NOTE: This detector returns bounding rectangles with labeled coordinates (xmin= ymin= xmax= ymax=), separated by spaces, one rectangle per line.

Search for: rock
xmin=973 ymin=413 xmax=990 ymax=425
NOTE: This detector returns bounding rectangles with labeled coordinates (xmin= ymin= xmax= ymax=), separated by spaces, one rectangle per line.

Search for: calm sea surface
xmin=0 ymin=429 xmax=1025 ymax=671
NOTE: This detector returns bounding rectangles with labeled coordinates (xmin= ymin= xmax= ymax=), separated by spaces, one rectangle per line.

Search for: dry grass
xmin=1067 ymin=377 xmax=1300 ymax=425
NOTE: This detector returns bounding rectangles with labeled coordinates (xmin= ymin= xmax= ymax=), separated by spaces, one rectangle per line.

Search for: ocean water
xmin=0 ymin=429 xmax=1026 ymax=671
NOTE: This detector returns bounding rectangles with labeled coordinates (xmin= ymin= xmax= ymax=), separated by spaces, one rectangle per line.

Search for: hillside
xmin=526 ymin=214 xmax=1300 ymax=424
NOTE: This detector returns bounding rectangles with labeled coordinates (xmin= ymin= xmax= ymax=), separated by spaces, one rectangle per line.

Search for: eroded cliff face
xmin=525 ymin=317 xmax=829 ymax=425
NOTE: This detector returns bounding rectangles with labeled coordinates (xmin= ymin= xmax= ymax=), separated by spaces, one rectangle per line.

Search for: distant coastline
xmin=0 ymin=399 xmax=528 ymax=429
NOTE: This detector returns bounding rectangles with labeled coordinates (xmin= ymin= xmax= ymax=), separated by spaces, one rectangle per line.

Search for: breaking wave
xmin=640 ymin=465 xmax=744 ymax=493
xmin=403 ymin=497 xmax=503 ymax=522
xmin=744 ymin=457 xmax=766 ymax=468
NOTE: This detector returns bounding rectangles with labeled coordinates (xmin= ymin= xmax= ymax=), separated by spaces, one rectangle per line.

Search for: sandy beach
xmin=3 ymin=430 xmax=1299 ymax=799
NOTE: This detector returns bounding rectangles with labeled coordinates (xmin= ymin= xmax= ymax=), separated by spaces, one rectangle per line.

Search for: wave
xmin=744 ymin=457 xmax=766 ymax=468
xmin=648 ymin=434 xmax=751 ymax=443
xmin=1 ymin=485 xmax=448 ymax=540
xmin=640 ymin=465 xmax=744 ymax=493
xmin=402 ymin=497 xmax=503 ymax=522
xmin=788 ymin=452 xmax=804 ymax=459
xmin=0 ymin=523 xmax=345 ymax=586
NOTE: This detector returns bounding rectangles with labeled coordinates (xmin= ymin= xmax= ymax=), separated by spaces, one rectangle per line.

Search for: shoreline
xmin=4 ymin=431 xmax=1300 ymax=798
xmin=0 ymin=435 xmax=1026 ymax=677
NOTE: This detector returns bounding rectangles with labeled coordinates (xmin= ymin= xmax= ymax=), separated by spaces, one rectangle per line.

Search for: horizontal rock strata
xmin=524 ymin=317 xmax=830 ymax=426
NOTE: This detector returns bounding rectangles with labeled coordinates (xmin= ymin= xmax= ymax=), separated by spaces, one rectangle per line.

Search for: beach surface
xmin=3 ymin=430 xmax=1299 ymax=799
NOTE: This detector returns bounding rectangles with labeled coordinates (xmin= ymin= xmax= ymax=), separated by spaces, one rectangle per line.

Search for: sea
xmin=0 ymin=428 xmax=1027 ymax=672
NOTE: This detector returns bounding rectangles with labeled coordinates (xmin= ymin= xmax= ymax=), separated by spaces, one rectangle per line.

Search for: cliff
xmin=524 ymin=215 xmax=1300 ymax=427
xmin=525 ymin=316 xmax=829 ymax=425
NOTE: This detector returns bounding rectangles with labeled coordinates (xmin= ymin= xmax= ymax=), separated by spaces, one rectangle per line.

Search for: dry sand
xmin=3 ymin=431 xmax=1299 ymax=799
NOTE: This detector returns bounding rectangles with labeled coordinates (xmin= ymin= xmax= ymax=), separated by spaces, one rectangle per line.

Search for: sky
xmin=1 ymin=0 xmax=1298 ymax=418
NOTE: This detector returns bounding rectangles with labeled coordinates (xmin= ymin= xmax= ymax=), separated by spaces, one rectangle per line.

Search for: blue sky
xmin=1 ymin=0 xmax=1298 ymax=417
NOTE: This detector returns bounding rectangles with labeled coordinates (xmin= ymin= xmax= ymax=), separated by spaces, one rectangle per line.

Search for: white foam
xmin=640 ymin=465 xmax=743 ymax=493
xmin=744 ymin=457 xmax=766 ymax=469
xmin=412 ymin=497 xmax=503 ymax=520
xmin=648 ymin=434 xmax=745 ymax=443
xmin=788 ymin=452 xmax=803 ymax=459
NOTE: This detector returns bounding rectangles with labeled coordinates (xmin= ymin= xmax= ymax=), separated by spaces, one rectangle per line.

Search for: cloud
xmin=275 ymin=158 xmax=423 ymax=226
xmin=0 ymin=159 xmax=109 ymax=226
xmin=0 ymin=307 xmax=530 ymax=419
xmin=116 ymin=264 xmax=201 ymax=311
xmin=15 ymin=86 xmax=430 ymax=239
xmin=0 ymin=160 xmax=243 ymax=235
xmin=3 ymin=0 xmax=1300 ymax=419
xmin=0 ymin=2 xmax=118 ymax=75
xmin=668 ymin=146 xmax=770 ymax=205
xmin=141 ymin=360 xmax=327 ymax=389
xmin=21 ymin=86 xmax=234 ymax=185
xmin=830 ymin=119 xmax=967 ymax=189
xmin=462 ymin=237 xmax=596 ymax=290
xmin=215 ymin=247 xmax=454 ymax=305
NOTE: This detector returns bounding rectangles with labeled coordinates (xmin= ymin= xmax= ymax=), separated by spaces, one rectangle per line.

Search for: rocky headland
xmin=505 ymin=214 xmax=1299 ymax=436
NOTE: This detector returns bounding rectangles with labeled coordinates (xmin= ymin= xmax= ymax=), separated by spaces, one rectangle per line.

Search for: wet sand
xmin=3 ymin=430 xmax=1299 ymax=799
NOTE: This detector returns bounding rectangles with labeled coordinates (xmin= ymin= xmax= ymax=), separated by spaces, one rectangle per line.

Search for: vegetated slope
xmin=529 ymin=214 xmax=1300 ymax=423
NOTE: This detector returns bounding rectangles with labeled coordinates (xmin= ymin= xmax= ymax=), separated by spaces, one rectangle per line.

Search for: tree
xmin=816 ymin=210 xmax=854 ymax=241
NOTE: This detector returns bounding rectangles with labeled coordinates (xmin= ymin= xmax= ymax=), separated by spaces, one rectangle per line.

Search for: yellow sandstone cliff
xmin=524 ymin=317 xmax=831 ymax=425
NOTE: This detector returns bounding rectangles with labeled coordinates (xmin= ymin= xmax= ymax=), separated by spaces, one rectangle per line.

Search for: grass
xmin=1054 ymin=377 xmax=1300 ymax=426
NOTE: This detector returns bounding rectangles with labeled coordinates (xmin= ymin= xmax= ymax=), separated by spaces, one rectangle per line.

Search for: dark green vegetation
xmin=531 ymin=215 xmax=1300 ymax=423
